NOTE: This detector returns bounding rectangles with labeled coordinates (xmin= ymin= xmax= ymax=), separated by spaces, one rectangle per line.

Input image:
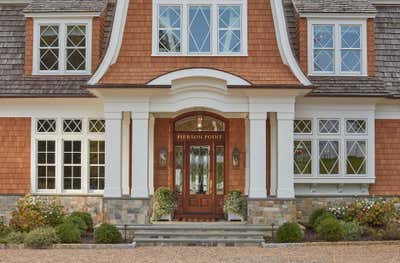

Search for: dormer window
xmin=33 ymin=18 xmax=92 ymax=75
xmin=308 ymin=19 xmax=367 ymax=76
xmin=152 ymin=0 xmax=248 ymax=56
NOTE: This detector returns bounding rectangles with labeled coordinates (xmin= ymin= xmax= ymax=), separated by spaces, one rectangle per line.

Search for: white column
xmin=131 ymin=111 xmax=150 ymax=198
xmin=121 ymin=112 xmax=131 ymax=196
xmin=104 ymin=112 xmax=122 ymax=198
xmin=277 ymin=112 xmax=295 ymax=198
xmin=269 ymin=113 xmax=278 ymax=196
xmin=248 ymin=112 xmax=268 ymax=198
xmin=148 ymin=115 xmax=155 ymax=195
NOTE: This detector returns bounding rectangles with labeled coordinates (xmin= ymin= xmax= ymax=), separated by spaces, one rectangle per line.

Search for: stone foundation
xmin=103 ymin=198 xmax=152 ymax=225
xmin=247 ymin=198 xmax=297 ymax=225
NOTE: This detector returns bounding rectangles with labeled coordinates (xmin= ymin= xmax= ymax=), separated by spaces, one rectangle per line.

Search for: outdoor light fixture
xmin=232 ymin=148 xmax=240 ymax=168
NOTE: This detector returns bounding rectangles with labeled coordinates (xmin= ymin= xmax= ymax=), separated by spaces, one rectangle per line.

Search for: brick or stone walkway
xmin=0 ymin=244 xmax=399 ymax=263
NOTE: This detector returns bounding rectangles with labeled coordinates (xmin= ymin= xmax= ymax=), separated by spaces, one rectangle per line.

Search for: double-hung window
xmin=154 ymin=0 xmax=247 ymax=56
xmin=309 ymin=19 xmax=367 ymax=76
xmin=34 ymin=19 xmax=92 ymax=75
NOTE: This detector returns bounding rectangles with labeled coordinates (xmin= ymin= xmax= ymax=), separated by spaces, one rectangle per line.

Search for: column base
xmin=131 ymin=189 xmax=150 ymax=199
xmin=248 ymin=190 xmax=267 ymax=199
xmin=104 ymin=187 xmax=122 ymax=198
xmin=277 ymin=188 xmax=295 ymax=199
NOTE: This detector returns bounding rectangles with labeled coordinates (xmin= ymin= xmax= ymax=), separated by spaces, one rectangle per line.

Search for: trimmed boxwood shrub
xmin=94 ymin=223 xmax=122 ymax=244
xmin=24 ymin=227 xmax=59 ymax=248
xmin=341 ymin=221 xmax=363 ymax=241
xmin=64 ymin=215 xmax=88 ymax=235
xmin=55 ymin=222 xmax=81 ymax=243
xmin=276 ymin=222 xmax=304 ymax=243
xmin=4 ymin=231 xmax=26 ymax=244
xmin=70 ymin=212 xmax=93 ymax=232
xmin=316 ymin=217 xmax=345 ymax=241
xmin=309 ymin=208 xmax=327 ymax=227
xmin=313 ymin=212 xmax=335 ymax=229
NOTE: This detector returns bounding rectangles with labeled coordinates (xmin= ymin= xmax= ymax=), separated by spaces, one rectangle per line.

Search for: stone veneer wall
xmin=103 ymin=198 xmax=152 ymax=225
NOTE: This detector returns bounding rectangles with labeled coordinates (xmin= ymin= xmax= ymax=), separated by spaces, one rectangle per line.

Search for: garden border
xmin=262 ymin=240 xmax=400 ymax=248
xmin=0 ymin=242 xmax=136 ymax=249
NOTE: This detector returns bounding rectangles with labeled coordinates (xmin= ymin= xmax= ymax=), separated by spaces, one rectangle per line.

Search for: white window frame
xmin=31 ymin=118 xmax=105 ymax=195
xmin=308 ymin=18 xmax=367 ymax=76
xmin=293 ymin=114 xmax=374 ymax=184
xmin=32 ymin=18 xmax=92 ymax=75
xmin=152 ymin=0 xmax=248 ymax=56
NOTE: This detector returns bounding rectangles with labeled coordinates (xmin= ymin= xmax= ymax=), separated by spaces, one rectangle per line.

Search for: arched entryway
xmin=172 ymin=112 xmax=228 ymax=220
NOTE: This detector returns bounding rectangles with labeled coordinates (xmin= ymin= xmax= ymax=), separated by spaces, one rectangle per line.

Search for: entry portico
xmin=93 ymin=69 xmax=305 ymax=219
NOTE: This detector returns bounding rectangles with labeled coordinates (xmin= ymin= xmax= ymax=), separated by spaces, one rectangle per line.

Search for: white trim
xmin=88 ymin=0 xmax=130 ymax=85
xmin=0 ymin=0 xmax=29 ymax=3
xmin=270 ymin=0 xmax=312 ymax=86
xmin=25 ymin=13 xmax=102 ymax=18
xmin=151 ymin=0 xmax=248 ymax=56
xmin=32 ymin=18 xmax=92 ymax=75
xmin=300 ymin=13 xmax=376 ymax=19
xmin=371 ymin=0 xmax=400 ymax=5
xmin=307 ymin=18 xmax=368 ymax=76
xmin=148 ymin=68 xmax=251 ymax=86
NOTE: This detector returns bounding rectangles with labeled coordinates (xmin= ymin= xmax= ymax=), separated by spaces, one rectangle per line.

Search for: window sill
xmin=31 ymin=192 xmax=104 ymax=197
xmin=294 ymin=176 xmax=375 ymax=184
xmin=308 ymin=72 xmax=368 ymax=77
xmin=151 ymin=53 xmax=248 ymax=57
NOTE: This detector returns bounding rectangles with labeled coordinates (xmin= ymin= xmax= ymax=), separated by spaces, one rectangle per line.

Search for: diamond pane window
xmin=346 ymin=140 xmax=367 ymax=175
xmin=66 ymin=25 xmax=87 ymax=71
xmin=319 ymin=140 xmax=339 ymax=175
xmin=63 ymin=119 xmax=82 ymax=133
xmin=313 ymin=25 xmax=334 ymax=72
xmin=63 ymin=140 xmax=82 ymax=190
xmin=341 ymin=25 xmax=361 ymax=73
xmin=37 ymin=140 xmax=56 ymax=190
xmin=294 ymin=120 xmax=312 ymax=134
xmin=89 ymin=140 xmax=105 ymax=190
xmin=218 ymin=6 xmax=241 ymax=53
xmin=158 ymin=6 xmax=181 ymax=53
xmin=89 ymin=120 xmax=105 ymax=133
xmin=319 ymin=119 xmax=340 ymax=134
xmin=189 ymin=6 xmax=211 ymax=53
xmin=39 ymin=25 xmax=59 ymax=71
xmin=37 ymin=119 xmax=56 ymax=133
xmin=294 ymin=140 xmax=312 ymax=175
xmin=346 ymin=119 xmax=367 ymax=134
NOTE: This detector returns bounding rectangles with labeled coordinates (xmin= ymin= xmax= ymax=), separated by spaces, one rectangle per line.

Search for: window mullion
xmin=60 ymin=23 xmax=66 ymax=73
xmin=182 ymin=4 xmax=188 ymax=54
xmin=82 ymin=120 xmax=89 ymax=194
xmin=335 ymin=23 xmax=340 ymax=75
xmin=56 ymin=137 xmax=63 ymax=193
xmin=212 ymin=4 xmax=218 ymax=55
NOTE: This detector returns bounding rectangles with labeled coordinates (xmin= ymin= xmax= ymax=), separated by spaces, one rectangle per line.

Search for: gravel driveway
xmin=0 ymin=244 xmax=399 ymax=263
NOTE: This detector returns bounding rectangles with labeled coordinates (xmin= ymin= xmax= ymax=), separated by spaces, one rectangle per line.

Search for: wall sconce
xmin=232 ymin=148 xmax=240 ymax=168
xmin=159 ymin=148 xmax=168 ymax=168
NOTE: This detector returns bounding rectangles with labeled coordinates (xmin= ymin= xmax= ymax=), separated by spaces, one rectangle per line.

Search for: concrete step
xmin=120 ymin=224 xmax=273 ymax=231
xmin=134 ymin=237 xmax=264 ymax=247
xmin=134 ymin=231 xmax=266 ymax=237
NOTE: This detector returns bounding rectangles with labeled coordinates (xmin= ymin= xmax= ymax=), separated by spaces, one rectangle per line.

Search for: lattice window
xmin=189 ymin=6 xmax=211 ymax=53
xmin=89 ymin=119 xmax=105 ymax=133
xmin=294 ymin=140 xmax=312 ymax=175
xmin=313 ymin=25 xmax=334 ymax=72
xmin=346 ymin=119 xmax=366 ymax=134
xmin=294 ymin=120 xmax=312 ymax=134
xmin=319 ymin=140 xmax=340 ymax=175
xmin=158 ymin=5 xmax=182 ymax=53
xmin=39 ymin=25 xmax=59 ymax=71
xmin=63 ymin=140 xmax=82 ymax=190
xmin=37 ymin=140 xmax=56 ymax=190
xmin=346 ymin=140 xmax=367 ymax=175
xmin=319 ymin=119 xmax=340 ymax=134
xmin=66 ymin=25 xmax=87 ymax=71
xmin=218 ymin=6 xmax=242 ymax=53
xmin=37 ymin=119 xmax=57 ymax=133
xmin=63 ymin=119 xmax=82 ymax=133
xmin=341 ymin=25 xmax=361 ymax=73
xmin=89 ymin=140 xmax=105 ymax=190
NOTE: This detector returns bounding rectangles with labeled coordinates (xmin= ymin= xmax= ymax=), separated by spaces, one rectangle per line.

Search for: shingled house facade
xmin=0 ymin=0 xmax=400 ymax=224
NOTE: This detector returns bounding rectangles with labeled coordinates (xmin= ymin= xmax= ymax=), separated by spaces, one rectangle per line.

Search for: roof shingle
xmin=23 ymin=0 xmax=107 ymax=14
xmin=292 ymin=0 xmax=376 ymax=14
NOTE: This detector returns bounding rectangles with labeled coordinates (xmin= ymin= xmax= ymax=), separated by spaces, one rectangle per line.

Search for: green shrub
xmin=313 ymin=212 xmax=335 ymax=229
xmin=0 ymin=219 xmax=10 ymax=238
xmin=362 ymin=227 xmax=386 ymax=241
xmin=63 ymin=215 xmax=88 ymax=235
xmin=223 ymin=190 xmax=247 ymax=219
xmin=341 ymin=221 xmax=363 ymax=241
xmin=384 ymin=222 xmax=400 ymax=240
xmin=42 ymin=201 xmax=65 ymax=227
xmin=70 ymin=212 xmax=93 ymax=232
xmin=9 ymin=195 xmax=45 ymax=232
xmin=316 ymin=217 xmax=345 ymax=242
xmin=55 ymin=222 xmax=81 ymax=243
xmin=309 ymin=208 xmax=328 ymax=227
xmin=276 ymin=222 xmax=304 ymax=243
xmin=94 ymin=223 xmax=122 ymax=244
xmin=4 ymin=231 xmax=26 ymax=244
xmin=151 ymin=187 xmax=177 ymax=221
xmin=24 ymin=227 xmax=59 ymax=249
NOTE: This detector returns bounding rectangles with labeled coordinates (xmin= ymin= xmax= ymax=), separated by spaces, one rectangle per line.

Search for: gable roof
xmin=23 ymin=0 xmax=107 ymax=14
xmin=292 ymin=0 xmax=377 ymax=14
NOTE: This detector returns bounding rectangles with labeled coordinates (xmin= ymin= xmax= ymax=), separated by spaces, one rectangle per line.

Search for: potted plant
xmin=223 ymin=190 xmax=246 ymax=221
xmin=151 ymin=187 xmax=177 ymax=221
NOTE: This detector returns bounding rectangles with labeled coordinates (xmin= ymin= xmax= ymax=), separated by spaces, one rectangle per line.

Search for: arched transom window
xmin=175 ymin=114 xmax=225 ymax=132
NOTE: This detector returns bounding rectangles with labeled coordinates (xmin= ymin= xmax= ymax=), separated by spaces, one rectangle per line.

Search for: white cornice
xmin=88 ymin=0 xmax=130 ymax=85
xmin=300 ymin=13 xmax=376 ymax=18
xmin=25 ymin=12 xmax=102 ymax=18
xmin=371 ymin=0 xmax=400 ymax=5
xmin=0 ymin=0 xmax=29 ymax=3
xmin=270 ymin=0 xmax=312 ymax=86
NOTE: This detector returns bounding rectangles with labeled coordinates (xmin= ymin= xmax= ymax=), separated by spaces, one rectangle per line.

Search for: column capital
xmin=277 ymin=112 xmax=295 ymax=120
xmin=104 ymin=112 xmax=122 ymax=120
xmin=249 ymin=112 xmax=268 ymax=120
xmin=132 ymin=111 xmax=149 ymax=120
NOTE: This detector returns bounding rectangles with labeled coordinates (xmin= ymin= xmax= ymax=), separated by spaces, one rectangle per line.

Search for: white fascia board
xmin=294 ymin=177 xmax=375 ymax=184
xmin=299 ymin=13 xmax=376 ymax=19
xmin=270 ymin=0 xmax=312 ymax=86
xmin=371 ymin=0 xmax=400 ymax=5
xmin=0 ymin=0 xmax=29 ymax=3
xmin=88 ymin=0 xmax=130 ymax=85
xmin=25 ymin=12 xmax=102 ymax=18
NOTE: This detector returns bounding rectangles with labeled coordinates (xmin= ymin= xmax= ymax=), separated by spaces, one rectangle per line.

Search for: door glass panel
xmin=189 ymin=146 xmax=210 ymax=194
xmin=216 ymin=146 xmax=224 ymax=195
xmin=175 ymin=115 xmax=225 ymax=132
xmin=174 ymin=146 xmax=183 ymax=193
